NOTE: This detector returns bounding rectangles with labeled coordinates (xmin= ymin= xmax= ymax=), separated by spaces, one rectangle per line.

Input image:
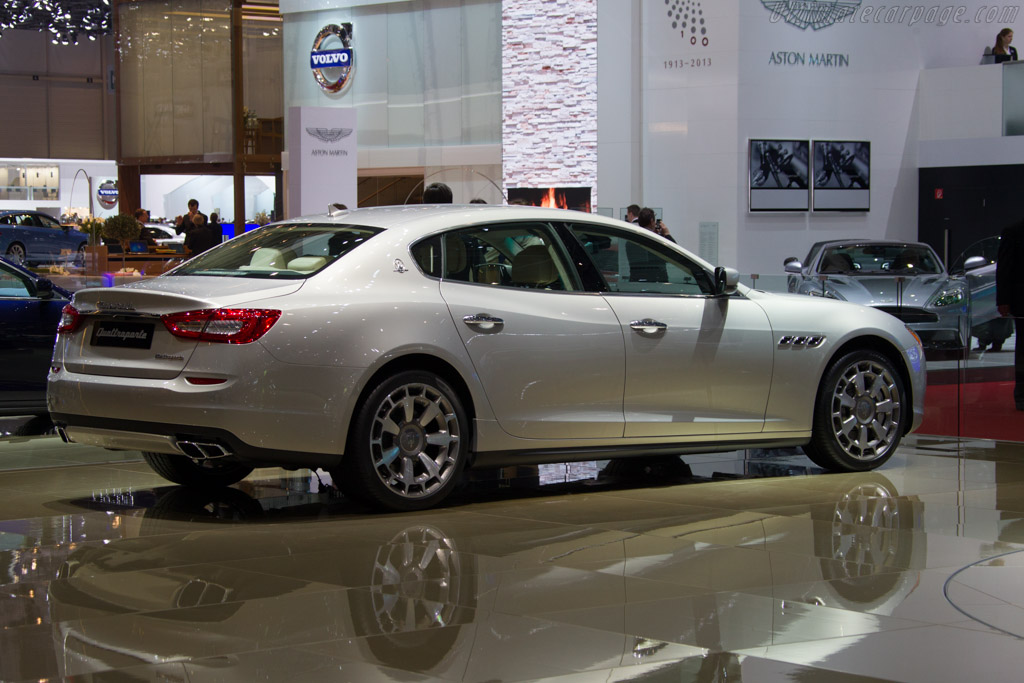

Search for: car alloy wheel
xmin=341 ymin=371 xmax=467 ymax=511
xmin=5 ymin=243 xmax=26 ymax=265
xmin=829 ymin=356 xmax=902 ymax=461
xmin=371 ymin=380 xmax=461 ymax=497
xmin=804 ymin=350 xmax=906 ymax=472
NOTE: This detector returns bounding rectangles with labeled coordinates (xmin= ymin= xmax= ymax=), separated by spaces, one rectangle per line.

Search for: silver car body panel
xmin=49 ymin=206 xmax=926 ymax=469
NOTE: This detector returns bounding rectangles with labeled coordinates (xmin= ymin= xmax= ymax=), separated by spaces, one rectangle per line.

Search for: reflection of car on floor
xmin=0 ymin=256 xmax=70 ymax=416
xmin=46 ymin=472 xmax=924 ymax=679
xmin=49 ymin=206 xmax=925 ymax=512
xmin=949 ymin=235 xmax=1014 ymax=352
xmin=0 ymin=210 xmax=89 ymax=266
xmin=786 ymin=239 xmax=977 ymax=351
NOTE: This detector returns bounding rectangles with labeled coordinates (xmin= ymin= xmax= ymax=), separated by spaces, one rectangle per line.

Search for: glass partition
xmin=1002 ymin=62 xmax=1024 ymax=135
xmin=0 ymin=163 xmax=59 ymax=201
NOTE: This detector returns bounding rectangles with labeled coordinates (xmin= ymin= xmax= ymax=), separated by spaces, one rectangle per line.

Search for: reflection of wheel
xmin=814 ymin=479 xmax=917 ymax=606
xmin=804 ymin=350 xmax=907 ymax=471
xmin=337 ymin=371 xmax=468 ymax=511
xmin=350 ymin=524 xmax=475 ymax=670
xmin=5 ymin=242 xmax=26 ymax=264
xmin=142 ymin=451 xmax=254 ymax=488
xmin=75 ymin=242 xmax=86 ymax=265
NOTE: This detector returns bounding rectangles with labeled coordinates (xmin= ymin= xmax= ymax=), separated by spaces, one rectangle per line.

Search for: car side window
xmin=40 ymin=215 xmax=61 ymax=229
xmin=570 ymin=224 xmax=713 ymax=295
xmin=438 ymin=223 xmax=579 ymax=291
xmin=410 ymin=235 xmax=442 ymax=277
xmin=0 ymin=267 xmax=32 ymax=298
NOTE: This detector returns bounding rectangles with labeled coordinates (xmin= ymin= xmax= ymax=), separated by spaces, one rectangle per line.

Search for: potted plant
xmin=81 ymin=216 xmax=105 ymax=247
xmin=101 ymin=213 xmax=141 ymax=272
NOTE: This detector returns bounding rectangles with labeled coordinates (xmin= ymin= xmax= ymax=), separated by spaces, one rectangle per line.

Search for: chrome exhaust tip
xmin=176 ymin=441 xmax=232 ymax=460
xmin=55 ymin=426 xmax=73 ymax=443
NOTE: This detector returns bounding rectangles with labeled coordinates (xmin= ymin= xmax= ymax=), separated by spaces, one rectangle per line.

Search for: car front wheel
xmin=337 ymin=371 xmax=468 ymax=511
xmin=142 ymin=451 xmax=254 ymax=487
xmin=803 ymin=350 xmax=907 ymax=472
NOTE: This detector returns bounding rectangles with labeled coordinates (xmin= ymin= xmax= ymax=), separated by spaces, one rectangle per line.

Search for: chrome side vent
xmin=779 ymin=335 xmax=826 ymax=348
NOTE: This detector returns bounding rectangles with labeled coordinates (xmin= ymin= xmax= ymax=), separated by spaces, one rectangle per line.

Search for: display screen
xmin=812 ymin=140 xmax=870 ymax=211
xmin=748 ymin=139 xmax=810 ymax=211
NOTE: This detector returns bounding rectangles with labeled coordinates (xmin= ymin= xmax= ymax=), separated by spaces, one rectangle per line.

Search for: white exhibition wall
xmin=598 ymin=0 xmax=1020 ymax=274
xmin=280 ymin=0 xmax=502 ymax=205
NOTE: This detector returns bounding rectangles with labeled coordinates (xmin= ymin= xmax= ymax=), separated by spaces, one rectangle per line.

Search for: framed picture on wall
xmin=812 ymin=140 xmax=870 ymax=211
xmin=748 ymin=139 xmax=810 ymax=211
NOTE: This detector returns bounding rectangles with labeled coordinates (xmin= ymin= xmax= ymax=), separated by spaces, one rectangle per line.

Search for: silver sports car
xmin=785 ymin=239 xmax=970 ymax=351
xmin=48 ymin=206 xmax=925 ymax=511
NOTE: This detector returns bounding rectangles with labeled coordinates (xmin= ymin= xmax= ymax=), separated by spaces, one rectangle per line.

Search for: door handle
xmin=463 ymin=314 xmax=504 ymax=330
xmin=629 ymin=318 xmax=667 ymax=334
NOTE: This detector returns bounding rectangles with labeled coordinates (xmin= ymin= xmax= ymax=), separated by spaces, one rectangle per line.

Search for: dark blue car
xmin=0 ymin=210 xmax=89 ymax=266
xmin=0 ymin=256 xmax=70 ymax=416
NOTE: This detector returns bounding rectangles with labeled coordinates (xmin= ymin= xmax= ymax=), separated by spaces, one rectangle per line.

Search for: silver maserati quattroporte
xmin=48 ymin=206 xmax=925 ymax=510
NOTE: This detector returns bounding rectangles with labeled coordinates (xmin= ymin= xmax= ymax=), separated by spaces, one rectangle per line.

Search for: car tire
xmin=337 ymin=371 xmax=468 ymax=512
xmin=5 ymin=242 xmax=26 ymax=265
xmin=142 ymin=451 xmax=254 ymax=488
xmin=803 ymin=350 xmax=907 ymax=472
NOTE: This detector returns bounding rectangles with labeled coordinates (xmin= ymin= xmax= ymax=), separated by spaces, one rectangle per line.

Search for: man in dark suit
xmin=184 ymin=213 xmax=220 ymax=257
xmin=996 ymin=220 xmax=1024 ymax=410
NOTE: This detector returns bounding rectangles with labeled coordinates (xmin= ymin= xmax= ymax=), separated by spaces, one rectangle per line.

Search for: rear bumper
xmin=50 ymin=413 xmax=342 ymax=470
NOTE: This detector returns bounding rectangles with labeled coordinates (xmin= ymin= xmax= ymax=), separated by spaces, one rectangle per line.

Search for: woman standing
xmin=993 ymin=28 xmax=1017 ymax=64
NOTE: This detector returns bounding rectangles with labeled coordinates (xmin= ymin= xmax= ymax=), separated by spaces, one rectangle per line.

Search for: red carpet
xmin=918 ymin=380 xmax=1024 ymax=442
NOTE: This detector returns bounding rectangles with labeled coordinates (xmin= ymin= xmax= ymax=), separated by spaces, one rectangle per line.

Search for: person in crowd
xmin=993 ymin=28 xmax=1017 ymax=63
xmin=996 ymin=219 xmax=1024 ymax=410
xmin=423 ymin=182 xmax=453 ymax=203
xmin=185 ymin=213 xmax=219 ymax=257
xmin=133 ymin=208 xmax=158 ymax=247
xmin=175 ymin=199 xmax=207 ymax=236
xmin=638 ymin=207 xmax=675 ymax=243
xmin=209 ymin=212 xmax=221 ymax=226
xmin=625 ymin=204 xmax=641 ymax=224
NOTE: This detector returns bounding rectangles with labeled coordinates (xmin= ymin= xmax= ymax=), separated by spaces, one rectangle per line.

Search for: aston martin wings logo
xmin=305 ymin=127 xmax=353 ymax=143
xmin=762 ymin=0 xmax=861 ymax=30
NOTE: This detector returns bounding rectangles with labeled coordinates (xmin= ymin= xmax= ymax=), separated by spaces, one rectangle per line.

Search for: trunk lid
xmin=61 ymin=277 xmax=301 ymax=379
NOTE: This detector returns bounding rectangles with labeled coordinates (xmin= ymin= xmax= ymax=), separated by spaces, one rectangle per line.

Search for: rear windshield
xmin=170 ymin=223 xmax=381 ymax=279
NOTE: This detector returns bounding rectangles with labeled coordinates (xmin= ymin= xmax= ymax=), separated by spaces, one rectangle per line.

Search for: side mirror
xmin=783 ymin=260 xmax=802 ymax=274
xmin=34 ymin=278 xmax=54 ymax=299
xmin=714 ymin=266 xmax=739 ymax=296
xmin=963 ymin=255 xmax=988 ymax=272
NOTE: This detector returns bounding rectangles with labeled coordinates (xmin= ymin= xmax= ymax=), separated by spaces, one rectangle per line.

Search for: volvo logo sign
xmin=762 ymin=0 xmax=861 ymax=30
xmin=96 ymin=179 xmax=118 ymax=210
xmin=310 ymin=23 xmax=354 ymax=93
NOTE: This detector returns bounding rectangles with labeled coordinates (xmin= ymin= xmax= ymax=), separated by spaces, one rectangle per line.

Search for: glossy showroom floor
xmin=1 ymin=423 xmax=1024 ymax=682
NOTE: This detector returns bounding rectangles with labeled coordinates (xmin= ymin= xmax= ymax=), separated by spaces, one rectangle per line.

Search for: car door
xmin=432 ymin=222 xmax=626 ymax=440
xmin=568 ymin=223 xmax=774 ymax=437
xmin=0 ymin=261 xmax=67 ymax=413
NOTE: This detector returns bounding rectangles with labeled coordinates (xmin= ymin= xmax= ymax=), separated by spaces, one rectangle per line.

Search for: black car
xmin=0 ymin=256 xmax=70 ymax=416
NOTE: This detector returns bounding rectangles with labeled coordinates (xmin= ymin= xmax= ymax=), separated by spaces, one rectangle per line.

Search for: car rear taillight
xmin=161 ymin=308 xmax=282 ymax=344
xmin=57 ymin=304 xmax=82 ymax=333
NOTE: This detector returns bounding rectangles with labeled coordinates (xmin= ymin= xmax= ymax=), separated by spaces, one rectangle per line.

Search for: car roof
xmin=0 ymin=209 xmax=61 ymax=218
xmin=271 ymin=204 xmax=635 ymax=238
